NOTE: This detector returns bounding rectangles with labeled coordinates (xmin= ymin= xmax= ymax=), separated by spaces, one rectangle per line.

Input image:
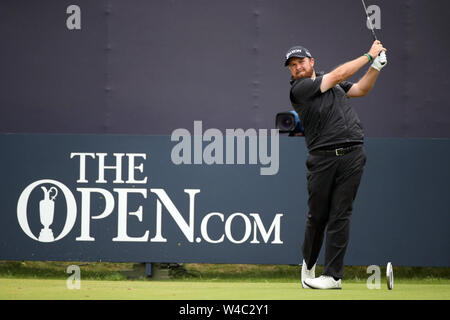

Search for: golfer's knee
xmin=306 ymin=212 xmax=327 ymax=228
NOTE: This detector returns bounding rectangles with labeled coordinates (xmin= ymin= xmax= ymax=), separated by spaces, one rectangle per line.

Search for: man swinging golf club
xmin=285 ymin=41 xmax=387 ymax=289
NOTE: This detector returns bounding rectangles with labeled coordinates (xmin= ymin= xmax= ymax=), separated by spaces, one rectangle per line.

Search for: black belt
xmin=310 ymin=143 xmax=362 ymax=156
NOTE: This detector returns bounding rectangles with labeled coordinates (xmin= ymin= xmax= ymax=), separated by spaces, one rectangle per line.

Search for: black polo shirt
xmin=289 ymin=73 xmax=364 ymax=151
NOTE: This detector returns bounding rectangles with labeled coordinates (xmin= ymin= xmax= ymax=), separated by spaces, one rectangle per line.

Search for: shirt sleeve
xmin=339 ymin=80 xmax=354 ymax=93
xmin=290 ymin=76 xmax=323 ymax=103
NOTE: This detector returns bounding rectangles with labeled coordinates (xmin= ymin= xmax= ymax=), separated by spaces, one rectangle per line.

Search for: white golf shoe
xmin=304 ymin=275 xmax=342 ymax=290
xmin=301 ymin=260 xmax=316 ymax=288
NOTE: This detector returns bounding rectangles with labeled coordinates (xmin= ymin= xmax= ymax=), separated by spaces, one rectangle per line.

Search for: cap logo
xmin=286 ymin=49 xmax=303 ymax=59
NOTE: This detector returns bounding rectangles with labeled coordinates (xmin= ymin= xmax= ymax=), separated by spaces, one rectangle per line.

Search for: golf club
xmin=361 ymin=0 xmax=386 ymax=65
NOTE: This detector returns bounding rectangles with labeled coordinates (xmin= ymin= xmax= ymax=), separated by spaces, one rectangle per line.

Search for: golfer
xmin=285 ymin=41 xmax=387 ymax=289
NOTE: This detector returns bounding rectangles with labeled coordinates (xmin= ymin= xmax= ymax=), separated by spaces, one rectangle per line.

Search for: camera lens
xmin=282 ymin=117 xmax=293 ymax=129
xmin=276 ymin=113 xmax=295 ymax=131
xmin=275 ymin=111 xmax=304 ymax=135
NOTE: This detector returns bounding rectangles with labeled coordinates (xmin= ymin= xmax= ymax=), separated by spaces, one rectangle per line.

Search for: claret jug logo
xmin=17 ymin=179 xmax=77 ymax=243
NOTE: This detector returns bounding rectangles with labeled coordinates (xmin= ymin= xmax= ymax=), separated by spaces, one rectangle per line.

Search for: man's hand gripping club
xmin=368 ymin=40 xmax=387 ymax=71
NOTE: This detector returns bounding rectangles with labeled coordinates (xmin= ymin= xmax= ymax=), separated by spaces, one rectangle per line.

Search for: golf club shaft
xmin=361 ymin=0 xmax=386 ymax=65
xmin=361 ymin=0 xmax=378 ymax=41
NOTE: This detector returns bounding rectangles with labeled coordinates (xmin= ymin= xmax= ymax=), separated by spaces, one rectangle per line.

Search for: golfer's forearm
xmin=356 ymin=67 xmax=379 ymax=94
xmin=331 ymin=55 xmax=370 ymax=82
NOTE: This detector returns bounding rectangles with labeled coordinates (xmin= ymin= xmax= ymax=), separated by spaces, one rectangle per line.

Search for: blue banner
xmin=0 ymin=133 xmax=449 ymax=266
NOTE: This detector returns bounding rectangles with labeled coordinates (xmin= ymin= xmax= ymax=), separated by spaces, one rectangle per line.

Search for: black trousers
xmin=302 ymin=145 xmax=366 ymax=279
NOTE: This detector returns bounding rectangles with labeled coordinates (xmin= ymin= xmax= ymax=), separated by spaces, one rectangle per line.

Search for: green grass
xmin=0 ymin=261 xmax=449 ymax=300
xmin=0 ymin=261 xmax=130 ymax=281
xmin=1 ymin=261 xmax=449 ymax=281
xmin=1 ymin=278 xmax=449 ymax=300
xmin=181 ymin=263 xmax=450 ymax=282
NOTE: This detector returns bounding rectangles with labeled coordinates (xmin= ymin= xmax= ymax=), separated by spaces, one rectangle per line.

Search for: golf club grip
xmin=373 ymin=32 xmax=386 ymax=66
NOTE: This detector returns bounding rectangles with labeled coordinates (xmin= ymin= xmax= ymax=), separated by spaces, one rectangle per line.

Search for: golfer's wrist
xmin=365 ymin=53 xmax=374 ymax=63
